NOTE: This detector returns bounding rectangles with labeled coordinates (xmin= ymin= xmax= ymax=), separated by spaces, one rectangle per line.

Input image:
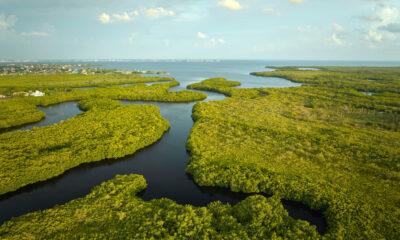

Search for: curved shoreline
xmin=0 ymin=83 xmax=326 ymax=235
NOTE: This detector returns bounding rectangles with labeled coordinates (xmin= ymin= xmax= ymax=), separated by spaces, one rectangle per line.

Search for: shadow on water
xmin=0 ymin=68 xmax=327 ymax=235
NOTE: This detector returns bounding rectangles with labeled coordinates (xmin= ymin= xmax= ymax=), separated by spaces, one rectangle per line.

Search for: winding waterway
xmin=1 ymin=102 xmax=83 ymax=133
xmin=0 ymin=63 xmax=326 ymax=234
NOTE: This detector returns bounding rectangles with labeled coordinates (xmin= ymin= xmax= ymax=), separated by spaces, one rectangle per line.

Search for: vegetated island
xmin=186 ymin=67 xmax=400 ymax=239
xmin=0 ymin=74 xmax=206 ymax=130
xmin=0 ymin=174 xmax=319 ymax=239
xmin=0 ymin=98 xmax=170 ymax=195
xmin=0 ymin=73 xmax=206 ymax=194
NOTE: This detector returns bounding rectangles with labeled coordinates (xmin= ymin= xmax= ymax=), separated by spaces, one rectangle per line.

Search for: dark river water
xmin=0 ymin=61 xmax=326 ymax=234
xmin=1 ymin=102 xmax=83 ymax=133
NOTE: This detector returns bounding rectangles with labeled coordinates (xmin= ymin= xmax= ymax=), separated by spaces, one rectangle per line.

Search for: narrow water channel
xmin=0 ymin=102 xmax=83 ymax=134
xmin=0 ymin=78 xmax=326 ymax=234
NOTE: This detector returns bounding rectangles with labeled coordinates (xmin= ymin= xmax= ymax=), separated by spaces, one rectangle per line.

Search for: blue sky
xmin=0 ymin=0 xmax=399 ymax=60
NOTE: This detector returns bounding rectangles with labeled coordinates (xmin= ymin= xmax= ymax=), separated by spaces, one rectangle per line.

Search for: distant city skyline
xmin=1 ymin=0 xmax=400 ymax=61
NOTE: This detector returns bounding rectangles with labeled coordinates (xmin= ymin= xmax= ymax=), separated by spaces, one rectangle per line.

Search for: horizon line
xmin=1 ymin=59 xmax=400 ymax=63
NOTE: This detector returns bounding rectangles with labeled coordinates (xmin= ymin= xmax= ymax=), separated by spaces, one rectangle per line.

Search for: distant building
xmin=30 ymin=90 xmax=45 ymax=97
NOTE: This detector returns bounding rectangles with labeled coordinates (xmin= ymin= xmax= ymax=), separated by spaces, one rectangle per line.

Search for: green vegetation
xmin=187 ymin=69 xmax=400 ymax=239
xmin=1 ymin=67 xmax=399 ymax=239
xmin=0 ymin=99 xmax=170 ymax=195
xmin=0 ymin=73 xmax=174 ymax=94
xmin=0 ymin=99 xmax=45 ymax=130
xmin=0 ymin=174 xmax=319 ymax=239
xmin=0 ymin=80 xmax=206 ymax=129
xmin=77 ymin=98 xmax=124 ymax=111
xmin=187 ymin=77 xmax=241 ymax=96
xmin=252 ymin=66 xmax=400 ymax=94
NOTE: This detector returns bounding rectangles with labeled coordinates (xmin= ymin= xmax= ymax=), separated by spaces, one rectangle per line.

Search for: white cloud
xmin=130 ymin=10 xmax=139 ymax=16
xmin=332 ymin=23 xmax=343 ymax=32
xmin=379 ymin=7 xmax=399 ymax=26
xmin=197 ymin=32 xmax=207 ymax=39
xmin=142 ymin=7 xmax=174 ymax=18
xmin=0 ymin=14 xmax=19 ymax=42
xmin=262 ymin=8 xmax=282 ymax=16
xmin=364 ymin=7 xmax=399 ymax=45
xmin=196 ymin=32 xmax=225 ymax=48
xmin=98 ymin=13 xmax=111 ymax=23
xmin=112 ymin=12 xmax=131 ymax=22
xmin=365 ymin=30 xmax=383 ymax=42
xmin=290 ymin=0 xmax=305 ymax=3
xmin=21 ymin=31 xmax=49 ymax=37
xmin=329 ymin=23 xmax=347 ymax=46
xmin=0 ymin=14 xmax=17 ymax=29
xmin=218 ymin=0 xmax=243 ymax=10
xmin=331 ymin=33 xmax=344 ymax=45
xmin=0 ymin=15 xmax=54 ymax=42
xmin=98 ymin=7 xmax=174 ymax=24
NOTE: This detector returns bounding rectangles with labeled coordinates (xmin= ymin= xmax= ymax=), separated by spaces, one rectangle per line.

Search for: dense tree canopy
xmin=0 ymin=99 xmax=170 ymax=195
xmin=0 ymin=174 xmax=320 ymax=239
xmin=0 ymin=73 xmax=174 ymax=93
xmin=251 ymin=66 xmax=400 ymax=95
xmin=186 ymin=69 xmax=400 ymax=239
xmin=187 ymin=77 xmax=241 ymax=96
xmin=0 ymin=79 xmax=206 ymax=129
xmin=1 ymin=67 xmax=399 ymax=239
